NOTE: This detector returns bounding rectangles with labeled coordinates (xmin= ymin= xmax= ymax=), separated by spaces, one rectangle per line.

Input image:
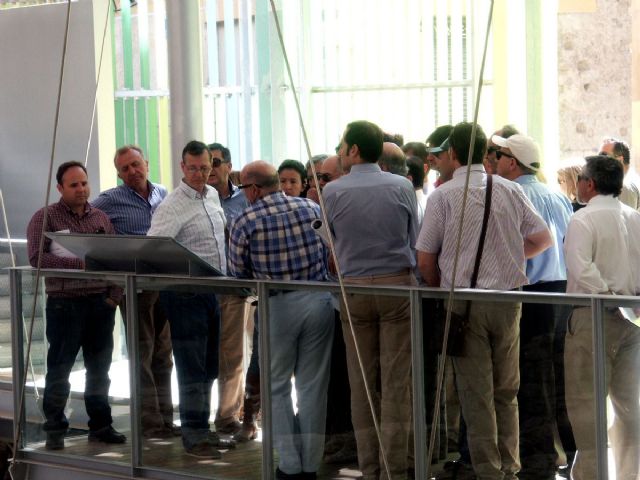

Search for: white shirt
xmin=148 ymin=180 xmax=227 ymax=273
xmin=415 ymin=165 xmax=548 ymax=290
xmin=564 ymin=194 xmax=640 ymax=295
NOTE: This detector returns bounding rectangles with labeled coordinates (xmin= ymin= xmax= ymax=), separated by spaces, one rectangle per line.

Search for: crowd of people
xmin=25 ymin=120 xmax=640 ymax=480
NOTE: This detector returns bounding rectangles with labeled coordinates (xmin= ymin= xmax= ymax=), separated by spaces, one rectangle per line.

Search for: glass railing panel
xmin=19 ymin=270 xmax=130 ymax=466
xmin=137 ymin=279 xmax=263 ymax=479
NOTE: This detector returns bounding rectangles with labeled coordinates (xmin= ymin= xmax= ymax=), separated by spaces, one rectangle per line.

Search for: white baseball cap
xmin=491 ymin=134 xmax=541 ymax=171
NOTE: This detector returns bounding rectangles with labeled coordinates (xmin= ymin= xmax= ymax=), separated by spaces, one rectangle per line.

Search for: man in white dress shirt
xmin=563 ymin=154 xmax=640 ymax=480
xmin=148 ymin=140 xmax=228 ymax=458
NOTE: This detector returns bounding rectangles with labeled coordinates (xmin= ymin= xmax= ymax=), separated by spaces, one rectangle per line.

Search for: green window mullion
xmin=136 ymin=97 xmax=148 ymax=159
xmin=147 ymin=97 xmax=160 ymax=183
xmin=125 ymin=97 xmax=136 ymax=145
xmin=114 ymin=98 xmax=125 ymax=148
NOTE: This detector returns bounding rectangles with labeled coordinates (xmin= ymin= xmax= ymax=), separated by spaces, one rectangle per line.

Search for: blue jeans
xmin=159 ymin=291 xmax=220 ymax=448
xmin=269 ymin=291 xmax=334 ymax=474
xmin=43 ymin=294 xmax=116 ymax=432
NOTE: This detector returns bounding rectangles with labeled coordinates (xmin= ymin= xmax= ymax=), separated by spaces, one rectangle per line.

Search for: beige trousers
xmin=564 ymin=307 xmax=640 ymax=480
xmin=452 ymin=300 xmax=521 ymax=480
xmin=341 ymin=271 xmax=416 ymax=480
xmin=215 ymin=295 xmax=252 ymax=428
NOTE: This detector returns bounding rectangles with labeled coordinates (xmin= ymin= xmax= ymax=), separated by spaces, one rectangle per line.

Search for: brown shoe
xmin=233 ymin=423 xmax=258 ymax=443
xmin=185 ymin=442 xmax=222 ymax=459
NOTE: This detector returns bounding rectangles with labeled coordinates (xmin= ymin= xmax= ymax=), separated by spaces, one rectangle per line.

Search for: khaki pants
xmin=341 ymin=271 xmax=416 ymax=480
xmin=122 ymin=291 xmax=174 ymax=431
xmin=452 ymin=301 xmax=521 ymax=480
xmin=565 ymin=307 xmax=640 ymax=480
xmin=215 ymin=295 xmax=252 ymax=428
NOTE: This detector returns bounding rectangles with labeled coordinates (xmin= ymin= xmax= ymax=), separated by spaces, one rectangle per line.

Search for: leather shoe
xmin=45 ymin=430 xmax=65 ymax=450
xmin=209 ymin=431 xmax=236 ymax=449
xmin=88 ymin=426 xmax=127 ymax=444
xmin=216 ymin=420 xmax=242 ymax=435
xmin=185 ymin=442 xmax=222 ymax=459
xmin=233 ymin=423 xmax=258 ymax=443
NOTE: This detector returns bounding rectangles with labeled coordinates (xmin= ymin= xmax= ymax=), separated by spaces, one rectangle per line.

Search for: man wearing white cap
xmin=494 ymin=134 xmax=573 ymax=480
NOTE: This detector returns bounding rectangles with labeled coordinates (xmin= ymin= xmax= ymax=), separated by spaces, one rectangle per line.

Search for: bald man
xmin=317 ymin=155 xmax=344 ymax=191
xmin=229 ymin=161 xmax=334 ymax=479
xmin=378 ymin=141 xmax=408 ymax=176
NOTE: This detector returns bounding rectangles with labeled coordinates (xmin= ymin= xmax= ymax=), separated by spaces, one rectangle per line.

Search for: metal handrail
xmin=9 ymin=267 xmax=626 ymax=479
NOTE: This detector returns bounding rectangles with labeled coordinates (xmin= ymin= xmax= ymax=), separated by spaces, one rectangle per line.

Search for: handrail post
xmin=410 ymin=288 xmax=426 ymax=480
xmin=258 ymin=281 xmax=273 ymax=479
xmin=591 ymin=297 xmax=608 ymax=479
xmin=10 ymin=268 xmax=25 ymax=450
xmin=125 ymin=275 xmax=142 ymax=473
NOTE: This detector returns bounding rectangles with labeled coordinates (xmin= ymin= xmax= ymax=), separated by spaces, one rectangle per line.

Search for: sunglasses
xmin=495 ymin=151 xmax=518 ymax=161
xmin=211 ymin=158 xmax=229 ymax=168
xmin=316 ymin=173 xmax=332 ymax=182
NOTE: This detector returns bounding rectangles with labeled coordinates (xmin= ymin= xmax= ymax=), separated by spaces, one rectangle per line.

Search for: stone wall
xmin=557 ymin=0 xmax=632 ymax=162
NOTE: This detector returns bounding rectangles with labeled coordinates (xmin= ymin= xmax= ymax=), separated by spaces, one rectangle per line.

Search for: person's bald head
xmin=318 ymin=155 xmax=343 ymax=189
xmin=378 ymin=142 xmax=408 ymax=175
xmin=240 ymin=161 xmax=280 ymax=203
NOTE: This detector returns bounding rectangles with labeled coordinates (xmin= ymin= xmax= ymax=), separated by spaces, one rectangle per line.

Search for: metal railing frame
xmin=9 ymin=267 xmax=628 ymax=479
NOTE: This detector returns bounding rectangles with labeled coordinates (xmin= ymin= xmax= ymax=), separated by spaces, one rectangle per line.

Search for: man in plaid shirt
xmin=27 ymin=161 xmax=125 ymax=450
xmin=229 ymin=161 xmax=334 ymax=480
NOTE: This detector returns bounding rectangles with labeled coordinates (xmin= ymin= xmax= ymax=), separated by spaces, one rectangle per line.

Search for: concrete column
xmin=166 ymin=0 xmax=204 ymax=187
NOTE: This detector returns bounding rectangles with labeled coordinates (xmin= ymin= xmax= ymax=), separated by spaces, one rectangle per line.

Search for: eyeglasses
xmin=237 ymin=183 xmax=262 ymax=190
xmin=184 ymin=165 xmax=212 ymax=175
xmin=495 ymin=151 xmax=518 ymax=161
xmin=317 ymin=173 xmax=332 ymax=182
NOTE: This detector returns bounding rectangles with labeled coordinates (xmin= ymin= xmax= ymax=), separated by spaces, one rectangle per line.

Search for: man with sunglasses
xmin=484 ymin=125 xmax=519 ymax=174
xmin=148 ymin=140 xmax=230 ymax=458
xmin=229 ymin=161 xmax=334 ymax=479
xmin=206 ymin=142 xmax=251 ymax=438
xmin=494 ymin=133 xmax=573 ymax=480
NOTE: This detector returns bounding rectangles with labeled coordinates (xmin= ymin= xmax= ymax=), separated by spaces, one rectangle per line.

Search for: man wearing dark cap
xmin=426 ymin=125 xmax=454 ymax=185
xmin=494 ymin=133 xmax=573 ymax=480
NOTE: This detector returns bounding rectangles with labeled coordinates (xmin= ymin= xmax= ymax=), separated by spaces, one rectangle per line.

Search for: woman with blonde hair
xmin=557 ymin=159 xmax=585 ymax=212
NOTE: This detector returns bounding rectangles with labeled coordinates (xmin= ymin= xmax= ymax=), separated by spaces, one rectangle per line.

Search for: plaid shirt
xmin=228 ymin=191 xmax=327 ymax=280
xmin=26 ymin=200 xmax=121 ymax=300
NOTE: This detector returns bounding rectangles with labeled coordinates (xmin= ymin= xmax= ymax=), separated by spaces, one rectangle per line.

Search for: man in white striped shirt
xmin=148 ymin=140 xmax=229 ymax=459
xmin=416 ymin=122 xmax=552 ymax=480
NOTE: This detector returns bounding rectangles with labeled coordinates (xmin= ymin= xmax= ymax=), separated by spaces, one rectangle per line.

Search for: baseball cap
xmin=491 ymin=134 xmax=541 ymax=171
xmin=428 ymin=138 xmax=450 ymax=154
xmin=426 ymin=125 xmax=453 ymax=153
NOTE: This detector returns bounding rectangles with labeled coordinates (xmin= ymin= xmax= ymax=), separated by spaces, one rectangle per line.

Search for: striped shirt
xmin=92 ymin=182 xmax=167 ymax=235
xmin=147 ymin=181 xmax=227 ymax=273
xmin=228 ymin=191 xmax=327 ymax=281
xmin=26 ymin=200 xmax=121 ymax=299
xmin=416 ymin=165 xmax=548 ymax=290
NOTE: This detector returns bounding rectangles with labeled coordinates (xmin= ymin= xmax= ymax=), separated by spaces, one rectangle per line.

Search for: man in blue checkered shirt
xmin=229 ymin=161 xmax=334 ymax=480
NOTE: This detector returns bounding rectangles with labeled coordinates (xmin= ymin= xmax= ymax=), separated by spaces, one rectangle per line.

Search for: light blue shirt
xmin=323 ymin=162 xmax=419 ymax=277
xmin=219 ymin=180 xmax=249 ymax=227
xmin=515 ymin=175 xmax=572 ymax=283
xmin=92 ymin=182 xmax=167 ymax=235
